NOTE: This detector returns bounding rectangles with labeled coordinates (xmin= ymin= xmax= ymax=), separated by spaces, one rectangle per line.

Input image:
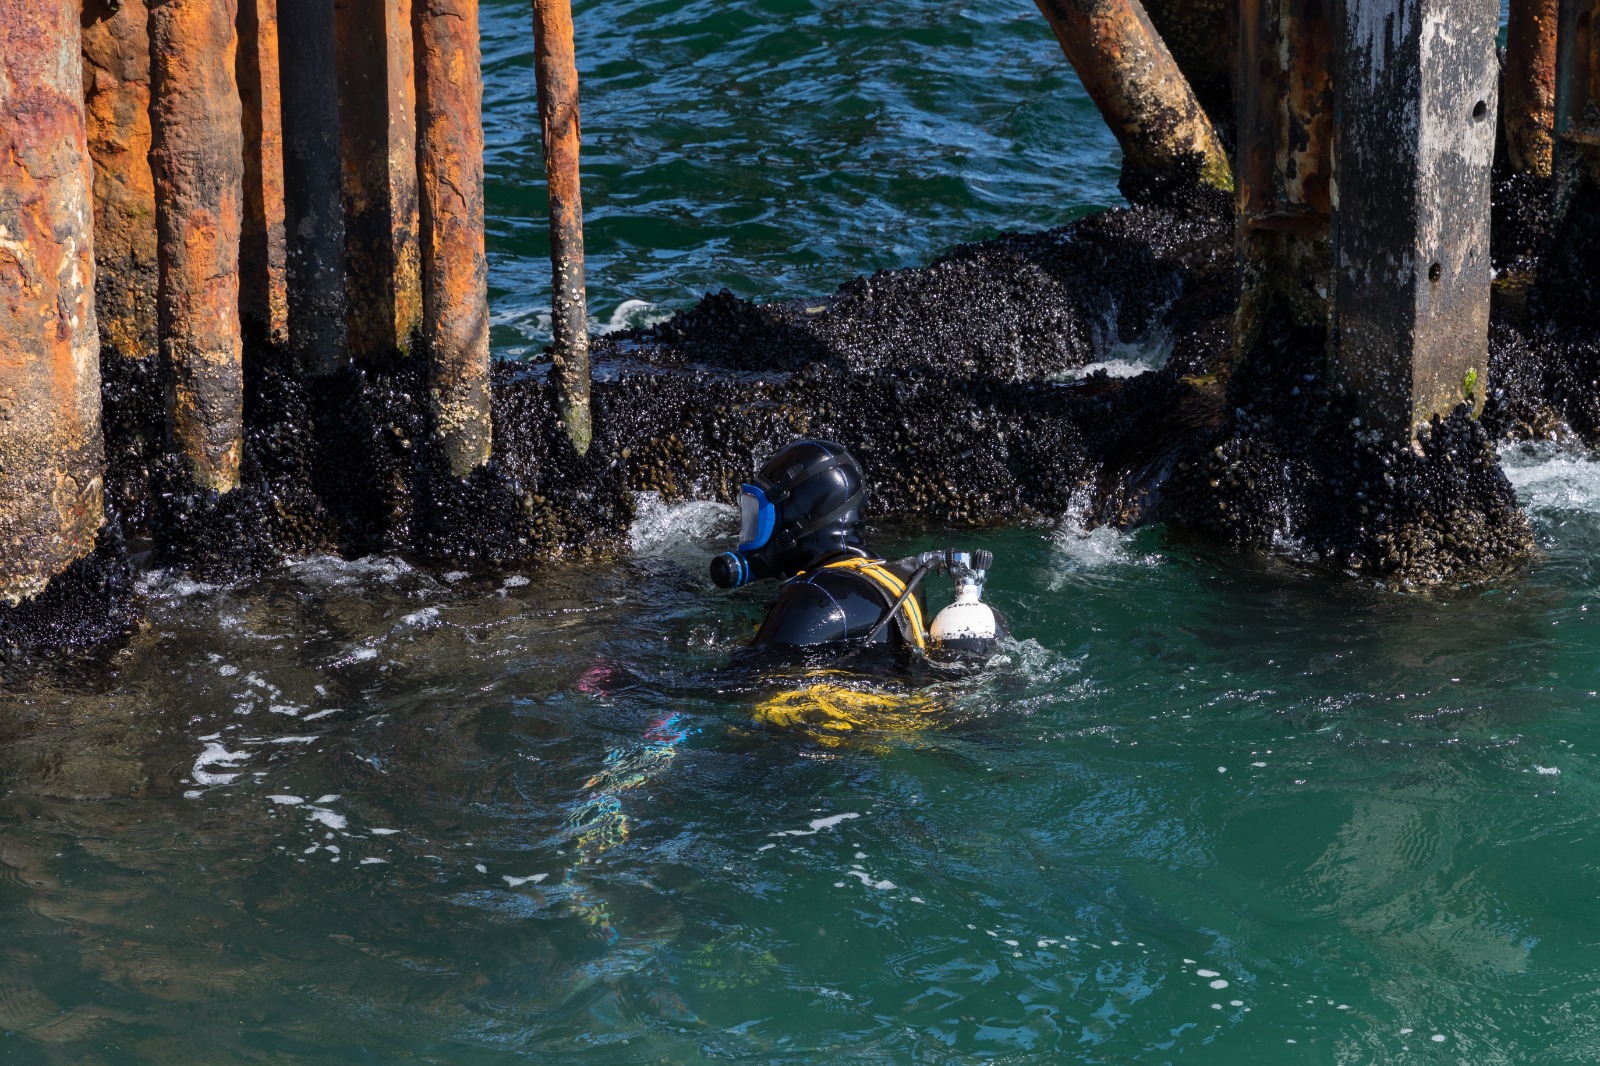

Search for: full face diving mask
xmin=736 ymin=483 xmax=777 ymax=551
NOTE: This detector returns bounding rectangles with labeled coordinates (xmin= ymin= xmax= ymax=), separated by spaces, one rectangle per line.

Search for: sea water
xmin=3 ymin=1 xmax=1596 ymax=1063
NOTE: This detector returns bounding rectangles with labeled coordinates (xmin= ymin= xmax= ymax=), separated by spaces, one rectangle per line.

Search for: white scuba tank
xmin=929 ymin=578 xmax=999 ymax=646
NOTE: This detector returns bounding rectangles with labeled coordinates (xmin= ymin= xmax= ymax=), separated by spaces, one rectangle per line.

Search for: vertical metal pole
xmin=1235 ymin=0 xmax=1335 ymax=354
xmin=0 ymin=0 xmax=106 ymax=604
xmin=148 ymin=0 xmax=247 ymax=493
xmin=335 ymin=0 xmax=424 ymax=364
xmin=81 ymin=0 xmax=159 ymax=363
xmin=532 ymin=0 xmax=592 ymax=454
xmin=278 ymin=0 xmax=349 ymax=375
xmin=1032 ymin=0 xmax=1233 ymax=202
xmin=238 ymin=0 xmax=291 ymax=344
xmin=1331 ymin=0 xmax=1500 ymax=436
xmin=416 ymin=0 xmax=494 ymax=476
xmin=1504 ymin=0 xmax=1560 ymax=178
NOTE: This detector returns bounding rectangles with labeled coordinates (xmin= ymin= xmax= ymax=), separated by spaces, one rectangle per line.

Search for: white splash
xmin=1066 ymin=332 xmax=1173 ymax=381
xmin=629 ymin=493 xmax=736 ymax=553
xmin=1500 ymin=442 xmax=1600 ymax=517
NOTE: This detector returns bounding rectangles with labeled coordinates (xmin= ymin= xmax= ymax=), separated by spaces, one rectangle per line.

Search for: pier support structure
xmin=416 ymin=0 xmax=494 ymax=477
xmin=1033 ymin=0 xmax=1233 ymax=202
xmin=335 ymin=0 xmax=424 ymax=364
xmin=278 ymin=0 xmax=349 ymax=375
xmin=0 ymin=0 xmax=106 ymax=604
xmin=1505 ymin=0 xmax=1560 ymax=178
xmin=1329 ymin=0 xmax=1498 ymax=435
xmin=81 ymin=0 xmax=158 ymax=364
xmin=533 ymin=0 xmax=593 ymax=454
xmin=1235 ymin=0 xmax=1334 ymax=350
xmin=1237 ymin=0 xmax=1499 ymax=437
xmin=148 ymin=0 xmax=247 ymax=493
xmin=237 ymin=0 xmax=290 ymax=344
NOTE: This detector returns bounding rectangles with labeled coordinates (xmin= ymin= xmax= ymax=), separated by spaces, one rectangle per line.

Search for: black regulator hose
xmin=863 ymin=563 xmax=932 ymax=644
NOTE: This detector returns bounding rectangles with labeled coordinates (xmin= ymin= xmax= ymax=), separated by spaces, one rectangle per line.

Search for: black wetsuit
xmin=752 ymin=552 xmax=926 ymax=649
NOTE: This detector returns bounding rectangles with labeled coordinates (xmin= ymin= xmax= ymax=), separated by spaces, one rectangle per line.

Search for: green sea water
xmin=3 ymin=1 xmax=1597 ymax=1063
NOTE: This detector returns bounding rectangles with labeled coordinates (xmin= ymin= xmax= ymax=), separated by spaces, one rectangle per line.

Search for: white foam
xmin=770 ymin=812 xmax=861 ymax=837
xmin=400 ymin=607 xmax=440 ymax=627
xmin=504 ymin=873 xmax=547 ymax=887
xmin=360 ymin=857 xmax=387 ymax=865
xmin=1535 ymin=765 xmax=1561 ymax=775
xmin=192 ymin=742 xmax=248 ymax=786
xmin=846 ymin=870 xmax=895 ymax=891
xmin=285 ymin=554 xmax=414 ymax=588
xmin=629 ymin=493 xmax=736 ymax=553
xmin=267 ymin=795 xmax=304 ymax=805
xmin=307 ymin=808 xmax=347 ymax=830
xmin=135 ymin=570 xmax=222 ymax=599
xmin=1500 ymin=442 xmax=1600 ymax=516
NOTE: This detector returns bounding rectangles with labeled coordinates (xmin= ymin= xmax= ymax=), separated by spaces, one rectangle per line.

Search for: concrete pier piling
xmin=148 ymin=0 xmax=246 ymax=494
xmin=1331 ymin=0 xmax=1499 ymax=435
xmin=81 ymin=0 xmax=158 ymax=364
xmin=0 ymin=0 xmax=107 ymax=604
xmin=1033 ymin=0 xmax=1232 ymax=202
xmin=532 ymin=0 xmax=593 ymax=454
xmin=335 ymin=0 xmax=424 ymax=364
xmin=278 ymin=0 xmax=349 ymax=375
xmin=237 ymin=0 xmax=290 ymax=344
xmin=1505 ymin=0 xmax=1560 ymax=178
xmin=416 ymin=0 xmax=494 ymax=477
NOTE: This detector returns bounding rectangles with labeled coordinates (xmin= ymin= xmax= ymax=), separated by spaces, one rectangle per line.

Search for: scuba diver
xmin=709 ymin=439 xmax=1006 ymax=656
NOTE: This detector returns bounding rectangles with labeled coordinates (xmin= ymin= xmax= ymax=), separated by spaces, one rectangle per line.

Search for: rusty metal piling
xmin=0 ymin=0 xmax=107 ymax=604
xmin=335 ymin=0 xmax=424 ymax=364
xmin=1234 ymin=0 xmax=1335 ymax=352
xmin=1033 ymin=0 xmax=1232 ymax=202
xmin=148 ymin=0 xmax=247 ymax=494
xmin=1505 ymin=0 xmax=1560 ymax=178
xmin=237 ymin=0 xmax=290 ymax=343
xmin=415 ymin=0 xmax=494 ymax=476
xmin=81 ymin=0 xmax=159 ymax=363
xmin=532 ymin=0 xmax=593 ymax=454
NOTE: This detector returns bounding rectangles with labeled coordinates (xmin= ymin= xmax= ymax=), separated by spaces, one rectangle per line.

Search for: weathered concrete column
xmin=1234 ymin=0 xmax=1335 ymax=353
xmin=1032 ymin=0 xmax=1232 ymax=202
xmin=1504 ymin=0 xmax=1560 ymax=179
xmin=335 ymin=0 xmax=423 ymax=364
xmin=148 ymin=0 xmax=246 ymax=494
xmin=1331 ymin=0 xmax=1499 ymax=436
xmin=237 ymin=0 xmax=290 ymax=343
xmin=0 ymin=0 xmax=106 ymax=604
xmin=81 ymin=0 xmax=158 ymax=363
xmin=278 ymin=0 xmax=349 ymax=375
xmin=416 ymin=0 xmax=493 ymax=476
xmin=533 ymin=0 xmax=592 ymax=454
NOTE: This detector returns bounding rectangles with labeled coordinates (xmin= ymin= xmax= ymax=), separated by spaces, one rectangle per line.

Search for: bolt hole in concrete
xmin=1473 ymin=100 xmax=1487 ymax=121
xmin=1429 ymin=261 xmax=1443 ymax=282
